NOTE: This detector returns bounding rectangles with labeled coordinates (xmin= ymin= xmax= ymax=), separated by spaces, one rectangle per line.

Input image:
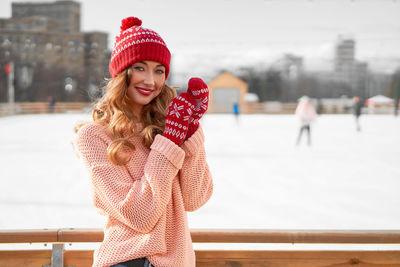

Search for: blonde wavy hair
xmin=76 ymin=66 xmax=176 ymax=165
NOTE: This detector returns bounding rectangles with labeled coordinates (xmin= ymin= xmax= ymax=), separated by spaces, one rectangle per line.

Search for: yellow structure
xmin=207 ymin=71 xmax=248 ymax=113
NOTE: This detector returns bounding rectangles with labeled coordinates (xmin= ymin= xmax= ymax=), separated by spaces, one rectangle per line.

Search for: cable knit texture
xmin=163 ymin=92 xmax=195 ymax=146
xmin=186 ymin=78 xmax=209 ymax=139
xmin=109 ymin=17 xmax=171 ymax=78
xmin=76 ymin=123 xmax=213 ymax=267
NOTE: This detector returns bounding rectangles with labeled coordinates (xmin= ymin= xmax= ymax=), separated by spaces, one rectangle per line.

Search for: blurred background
xmin=0 ymin=0 xmax=399 ymax=232
xmin=0 ymin=0 xmax=399 ymax=113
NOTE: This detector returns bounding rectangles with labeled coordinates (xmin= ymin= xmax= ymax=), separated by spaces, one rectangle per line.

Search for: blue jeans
xmin=111 ymin=258 xmax=153 ymax=267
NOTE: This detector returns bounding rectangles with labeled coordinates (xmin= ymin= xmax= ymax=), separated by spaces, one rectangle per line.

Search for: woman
xmin=295 ymin=96 xmax=317 ymax=146
xmin=76 ymin=17 xmax=213 ymax=267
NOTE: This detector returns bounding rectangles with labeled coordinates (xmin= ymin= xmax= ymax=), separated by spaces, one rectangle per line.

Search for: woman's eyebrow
xmin=138 ymin=61 xmax=164 ymax=68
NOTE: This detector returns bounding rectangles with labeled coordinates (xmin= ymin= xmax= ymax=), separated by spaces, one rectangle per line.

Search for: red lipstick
xmin=136 ymin=87 xmax=153 ymax=96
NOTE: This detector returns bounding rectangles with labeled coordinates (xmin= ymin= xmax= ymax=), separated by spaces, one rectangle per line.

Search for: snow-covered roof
xmin=366 ymin=95 xmax=394 ymax=104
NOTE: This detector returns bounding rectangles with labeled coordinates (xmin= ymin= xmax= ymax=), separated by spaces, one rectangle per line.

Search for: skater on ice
xmin=295 ymin=96 xmax=317 ymax=146
xmin=352 ymin=96 xmax=363 ymax=132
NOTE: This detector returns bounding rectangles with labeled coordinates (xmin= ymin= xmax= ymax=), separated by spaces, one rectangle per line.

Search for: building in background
xmin=0 ymin=0 xmax=109 ymax=102
xmin=334 ymin=36 xmax=369 ymax=99
xmin=334 ymin=37 xmax=355 ymax=83
xmin=11 ymin=0 xmax=80 ymax=33
xmin=207 ymin=71 xmax=248 ymax=113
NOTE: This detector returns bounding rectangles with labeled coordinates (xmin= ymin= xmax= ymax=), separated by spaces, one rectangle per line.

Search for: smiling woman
xmin=126 ymin=61 xmax=166 ymax=116
xmin=74 ymin=16 xmax=213 ymax=267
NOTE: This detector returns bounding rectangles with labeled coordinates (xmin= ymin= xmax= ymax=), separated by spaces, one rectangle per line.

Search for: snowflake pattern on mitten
xmin=163 ymin=92 xmax=195 ymax=146
xmin=186 ymin=77 xmax=209 ymax=139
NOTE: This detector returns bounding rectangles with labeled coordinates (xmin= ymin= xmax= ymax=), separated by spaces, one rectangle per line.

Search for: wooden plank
xmin=2 ymin=229 xmax=400 ymax=244
xmin=0 ymin=250 xmax=52 ymax=267
xmin=0 ymin=229 xmax=58 ymax=243
xmin=40 ymin=250 xmax=400 ymax=267
xmin=190 ymin=229 xmax=400 ymax=244
xmin=55 ymin=228 xmax=400 ymax=244
xmin=195 ymin=250 xmax=400 ymax=267
xmin=58 ymin=228 xmax=103 ymax=243
xmin=1 ymin=250 xmax=400 ymax=267
xmin=65 ymin=250 xmax=94 ymax=267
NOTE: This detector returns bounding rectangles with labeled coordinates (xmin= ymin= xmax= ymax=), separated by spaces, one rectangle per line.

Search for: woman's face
xmin=126 ymin=60 xmax=166 ymax=115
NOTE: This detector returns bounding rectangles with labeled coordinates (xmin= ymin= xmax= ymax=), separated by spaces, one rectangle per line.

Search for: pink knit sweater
xmin=76 ymin=122 xmax=213 ymax=267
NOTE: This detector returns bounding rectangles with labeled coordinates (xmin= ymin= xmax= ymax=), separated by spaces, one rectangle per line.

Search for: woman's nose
xmin=143 ymin=72 xmax=155 ymax=86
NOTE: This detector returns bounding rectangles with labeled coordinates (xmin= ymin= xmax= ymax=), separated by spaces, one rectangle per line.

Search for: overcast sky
xmin=1 ymin=0 xmax=400 ymax=77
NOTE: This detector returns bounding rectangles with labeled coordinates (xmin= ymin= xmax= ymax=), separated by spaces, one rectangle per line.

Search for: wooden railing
xmin=1 ymin=229 xmax=400 ymax=266
xmin=0 ymin=102 xmax=92 ymax=115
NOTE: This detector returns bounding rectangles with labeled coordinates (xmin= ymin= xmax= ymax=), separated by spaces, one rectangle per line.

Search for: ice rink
xmin=1 ymin=113 xmax=399 ymax=232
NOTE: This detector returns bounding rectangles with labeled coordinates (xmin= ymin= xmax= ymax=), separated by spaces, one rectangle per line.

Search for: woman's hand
xmin=186 ymin=77 xmax=209 ymax=139
xmin=163 ymin=92 xmax=195 ymax=146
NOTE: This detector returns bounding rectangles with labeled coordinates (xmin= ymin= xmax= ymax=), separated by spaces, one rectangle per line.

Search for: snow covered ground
xmin=0 ymin=113 xmax=399 ymax=243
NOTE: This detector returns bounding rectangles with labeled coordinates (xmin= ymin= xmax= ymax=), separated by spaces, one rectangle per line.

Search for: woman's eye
xmin=134 ymin=66 xmax=144 ymax=71
xmin=156 ymin=69 xmax=165 ymax=74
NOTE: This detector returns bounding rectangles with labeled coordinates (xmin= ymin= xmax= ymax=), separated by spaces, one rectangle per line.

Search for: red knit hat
xmin=109 ymin=17 xmax=171 ymax=78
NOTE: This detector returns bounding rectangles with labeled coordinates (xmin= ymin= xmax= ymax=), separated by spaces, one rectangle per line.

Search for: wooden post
xmin=43 ymin=244 xmax=66 ymax=267
xmin=51 ymin=244 xmax=64 ymax=267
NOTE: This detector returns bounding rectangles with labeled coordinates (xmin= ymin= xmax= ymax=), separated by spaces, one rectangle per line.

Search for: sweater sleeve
xmin=179 ymin=126 xmax=213 ymax=212
xmin=76 ymin=123 xmax=185 ymax=233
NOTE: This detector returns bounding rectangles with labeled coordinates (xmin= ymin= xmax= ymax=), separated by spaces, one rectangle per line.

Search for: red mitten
xmin=186 ymin=77 xmax=209 ymax=139
xmin=163 ymin=92 xmax=195 ymax=146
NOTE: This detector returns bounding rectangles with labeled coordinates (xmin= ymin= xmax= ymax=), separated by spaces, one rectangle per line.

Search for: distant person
xmin=233 ymin=102 xmax=240 ymax=123
xmin=48 ymin=96 xmax=56 ymax=113
xmin=352 ymin=96 xmax=363 ymax=132
xmin=316 ymin=98 xmax=323 ymax=115
xmin=75 ymin=17 xmax=213 ymax=267
xmin=295 ymin=96 xmax=317 ymax=146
